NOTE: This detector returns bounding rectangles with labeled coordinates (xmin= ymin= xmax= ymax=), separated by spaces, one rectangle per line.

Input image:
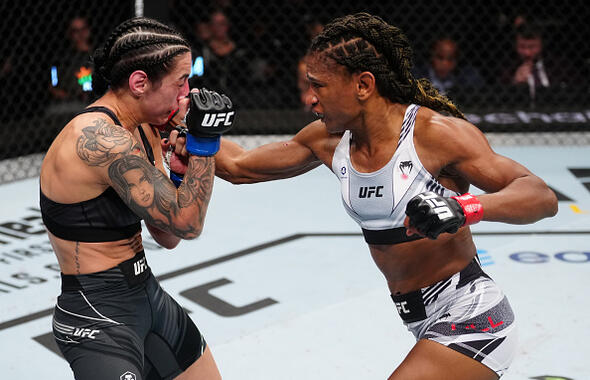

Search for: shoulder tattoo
xmin=76 ymin=118 xmax=143 ymax=166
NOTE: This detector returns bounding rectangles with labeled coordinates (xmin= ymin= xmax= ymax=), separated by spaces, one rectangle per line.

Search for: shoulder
xmin=71 ymin=112 xmax=132 ymax=138
xmin=414 ymin=107 xmax=491 ymax=164
xmin=293 ymin=120 xmax=332 ymax=142
xmin=293 ymin=120 xmax=343 ymax=159
xmin=73 ymin=114 xmax=142 ymax=167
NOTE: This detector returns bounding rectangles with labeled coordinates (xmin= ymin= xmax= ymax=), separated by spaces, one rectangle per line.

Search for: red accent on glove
xmin=451 ymin=193 xmax=483 ymax=226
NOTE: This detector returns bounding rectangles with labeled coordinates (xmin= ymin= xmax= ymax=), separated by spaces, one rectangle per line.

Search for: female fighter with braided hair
xmin=40 ymin=17 xmax=233 ymax=379
xmin=213 ymin=12 xmax=557 ymax=379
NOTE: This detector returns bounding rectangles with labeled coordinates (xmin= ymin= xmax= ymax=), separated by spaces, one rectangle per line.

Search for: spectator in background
xmin=413 ymin=36 xmax=483 ymax=102
xmin=304 ymin=16 xmax=324 ymax=42
xmin=193 ymin=15 xmax=212 ymax=48
xmin=48 ymin=15 xmax=94 ymax=111
xmin=295 ymin=55 xmax=311 ymax=111
xmin=499 ymin=22 xmax=583 ymax=107
xmin=292 ymin=16 xmax=325 ymax=110
xmin=189 ymin=9 xmax=247 ymax=102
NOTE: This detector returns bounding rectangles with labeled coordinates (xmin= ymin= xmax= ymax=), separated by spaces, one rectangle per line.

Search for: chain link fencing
xmin=1 ymin=0 xmax=589 ymax=183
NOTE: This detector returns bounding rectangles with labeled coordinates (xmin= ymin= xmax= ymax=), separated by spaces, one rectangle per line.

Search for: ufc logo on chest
xmin=358 ymin=185 xmax=384 ymax=198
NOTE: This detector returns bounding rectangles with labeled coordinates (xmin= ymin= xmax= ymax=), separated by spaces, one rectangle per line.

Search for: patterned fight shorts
xmin=391 ymin=258 xmax=517 ymax=377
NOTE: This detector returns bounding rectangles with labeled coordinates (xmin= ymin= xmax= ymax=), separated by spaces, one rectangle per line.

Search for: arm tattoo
xmin=108 ymin=154 xmax=213 ymax=238
xmin=178 ymin=156 xmax=215 ymax=224
xmin=77 ymin=119 xmax=143 ymax=166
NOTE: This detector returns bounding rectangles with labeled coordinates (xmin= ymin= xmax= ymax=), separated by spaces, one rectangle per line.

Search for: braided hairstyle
xmin=309 ymin=13 xmax=465 ymax=119
xmin=92 ymin=17 xmax=190 ymax=97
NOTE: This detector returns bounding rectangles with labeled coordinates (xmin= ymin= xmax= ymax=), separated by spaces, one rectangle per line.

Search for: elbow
xmin=182 ymin=225 xmax=204 ymax=240
xmin=160 ymin=239 xmax=180 ymax=250
xmin=546 ymin=189 xmax=559 ymax=217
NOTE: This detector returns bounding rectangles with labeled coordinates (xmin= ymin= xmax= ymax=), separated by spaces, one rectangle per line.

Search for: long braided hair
xmin=309 ymin=13 xmax=465 ymax=119
xmin=92 ymin=17 xmax=190 ymax=97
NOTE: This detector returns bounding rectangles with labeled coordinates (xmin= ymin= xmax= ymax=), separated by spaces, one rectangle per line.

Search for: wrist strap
xmin=451 ymin=193 xmax=483 ymax=226
xmin=170 ymin=171 xmax=184 ymax=188
xmin=186 ymin=134 xmax=220 ymax=156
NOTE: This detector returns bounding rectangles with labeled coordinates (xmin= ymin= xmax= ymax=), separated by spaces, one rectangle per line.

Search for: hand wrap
xmin=450 ymin=193 xmax=484 ymax=226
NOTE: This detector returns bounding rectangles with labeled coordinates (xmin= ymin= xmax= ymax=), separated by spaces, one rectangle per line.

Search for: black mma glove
xmin=405 ymin=192 xmax=483 ymax=240
xmin=185 ymin=88 xmax=235 ymax=156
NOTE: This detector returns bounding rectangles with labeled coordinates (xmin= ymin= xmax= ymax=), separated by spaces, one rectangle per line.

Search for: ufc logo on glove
xmin=418 ymin=192 xmax=453 ymax=220
xmin=184 ymin=88 xmax=236 ymax=156
xmin=201 ymin=112 xmax=235 ymax=127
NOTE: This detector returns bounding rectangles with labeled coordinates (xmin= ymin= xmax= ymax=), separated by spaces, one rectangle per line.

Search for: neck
xmin=92 ymin=90 xmax=141 ymax=132
xmin=350 ymin=100 xmax=407 ymax=155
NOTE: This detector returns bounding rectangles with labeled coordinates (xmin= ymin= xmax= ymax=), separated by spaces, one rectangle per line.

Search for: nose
xmin=179 ymin=80 xmax=190 ymax=99
xmin=305 ymin=93 xmax=318 ymax=108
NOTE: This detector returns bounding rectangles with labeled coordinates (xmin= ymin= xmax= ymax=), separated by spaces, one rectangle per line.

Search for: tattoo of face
xmin=108 ymin=154 xmax=215 ymax=238
xmin=77 ymin=119 xmax=143 ymax=166
xmin=109 ymin=154 xmax=185 ymax=233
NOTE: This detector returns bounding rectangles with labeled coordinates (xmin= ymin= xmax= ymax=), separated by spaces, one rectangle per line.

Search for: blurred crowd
xmin=1 ymin=0 xmax=589 ymax=127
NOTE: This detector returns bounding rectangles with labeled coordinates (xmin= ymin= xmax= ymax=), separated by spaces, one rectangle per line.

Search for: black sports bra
xmin=40 ymin=106 xmax=155 ymax=242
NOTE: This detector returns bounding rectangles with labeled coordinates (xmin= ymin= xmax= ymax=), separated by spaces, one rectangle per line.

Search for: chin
xmin=150 ymin=114 xmax=169 ymax=126
xmin=324 ymin=119 xmax=345 ymax=134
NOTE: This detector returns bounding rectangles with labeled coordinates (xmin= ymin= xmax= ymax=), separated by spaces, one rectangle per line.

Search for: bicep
xmin=107 ymin=153 xmax=179 ymax=227
xmin=453 ymin=151 xmax=532 ymax=193
xmin=216 ymin=136 xmax=320 ymax=183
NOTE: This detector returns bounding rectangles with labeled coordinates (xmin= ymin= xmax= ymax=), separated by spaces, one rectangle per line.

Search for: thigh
xmin=53 ymin=288 xmax=149 ymax=378
xmin=174 ymin=346 xmax=221 ymax=380
xmin=389 ymin=339 xmax=498 ymax=380
xmin=145 ymin=277 xmax=208 ymax=379
xmin=423 ymin=278 xmax=518 ymax=377
xmin=65 ymin=347 xmax=144 ymax=380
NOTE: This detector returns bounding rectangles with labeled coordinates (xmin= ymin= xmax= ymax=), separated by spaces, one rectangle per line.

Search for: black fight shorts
xmin=52 ymin=251 xmax=206 ymax=380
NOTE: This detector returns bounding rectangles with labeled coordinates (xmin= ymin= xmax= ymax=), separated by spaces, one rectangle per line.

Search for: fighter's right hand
xmin=185 ymin=88 xmax=235 ymax=156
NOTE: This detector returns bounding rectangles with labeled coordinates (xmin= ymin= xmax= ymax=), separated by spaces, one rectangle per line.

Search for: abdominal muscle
xmin=369 ymin=228 xmax=477 ymax=295
xmin=48 ymin=231 xmax=144 ymax=275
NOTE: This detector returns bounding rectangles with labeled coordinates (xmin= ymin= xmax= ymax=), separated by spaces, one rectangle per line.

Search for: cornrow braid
xmin=92 ymin=17 xmax=190 ymax=97
xmin=309 ymin=13 xmax=465 ymax=119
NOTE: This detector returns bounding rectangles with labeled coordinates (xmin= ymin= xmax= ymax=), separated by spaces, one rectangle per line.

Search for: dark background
xmin=1 ymin=0 xmax=589 ymax=159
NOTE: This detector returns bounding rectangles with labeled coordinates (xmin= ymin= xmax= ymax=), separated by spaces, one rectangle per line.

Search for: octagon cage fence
xmin=1 ymin=0 xmax=589 ymax=183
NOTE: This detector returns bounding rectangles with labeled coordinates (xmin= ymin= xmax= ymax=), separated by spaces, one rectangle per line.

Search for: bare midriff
xmin=368 ymin=227 xmax=476 ymax=295
xmin=48 ymin=230 xmax=144 ymax=275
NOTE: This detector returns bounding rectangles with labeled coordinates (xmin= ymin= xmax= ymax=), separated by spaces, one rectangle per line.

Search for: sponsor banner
xmin=465 ymin=109 xmax=590 ymax=132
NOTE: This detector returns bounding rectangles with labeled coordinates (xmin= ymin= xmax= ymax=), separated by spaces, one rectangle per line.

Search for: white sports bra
xmin=330 ymin=104 xmax=458 ymax=244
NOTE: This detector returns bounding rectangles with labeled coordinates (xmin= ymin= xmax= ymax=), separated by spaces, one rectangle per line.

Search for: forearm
xmin=477 ymin=174 xmax=558 ymax=224
xmin=174 ymin=155 xmax=215 ymax=238
xmin=215 ymin=138 xmax=253 ymax=183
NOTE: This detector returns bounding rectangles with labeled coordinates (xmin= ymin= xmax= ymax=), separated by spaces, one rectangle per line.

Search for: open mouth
xmin=313 ymin=111 xmax=324 ymax=121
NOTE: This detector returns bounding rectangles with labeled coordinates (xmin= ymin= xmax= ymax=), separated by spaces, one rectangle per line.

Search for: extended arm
xmin=215 ymin=121 xmax=326 ymax=184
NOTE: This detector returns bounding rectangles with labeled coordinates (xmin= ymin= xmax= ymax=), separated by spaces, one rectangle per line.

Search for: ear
xmin=356 ymin=71 xmax=376 ymax=101
xmin=128 ymin=70 xmax=149 ymax=97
